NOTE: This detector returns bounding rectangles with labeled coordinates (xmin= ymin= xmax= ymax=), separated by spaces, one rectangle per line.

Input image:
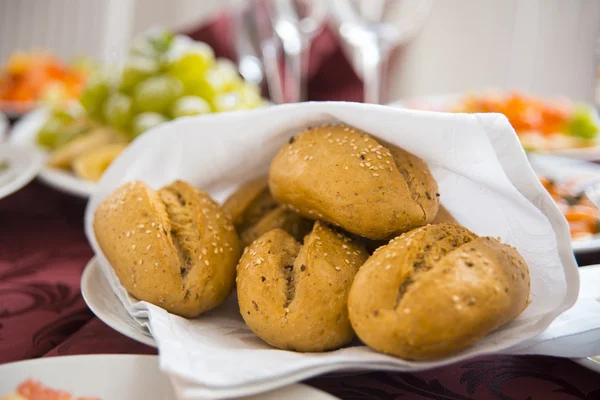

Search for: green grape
xmin=183 ymin=69 xmax=227 ymax=102
xmin=104 ymin=93 xmax=133 ymax=130
xmin=567 ymin=106 xmax=600 ymax=140
xmin=214 ymin=58 xmax=242 ymax=91
xmin=131 ymin=112 xmax=168 ymax=138
xmin=134 ymin=75 xmax=183 ymax=114
xmin=80 ymin=78 xmax=111 ymax=121
xmin=237 ymin=83 xmax=264 ymax=108
xmin=213 ymin=92 xmax=242 ymax=113
xmin=149 ymin=30 xmax=175 ymax=55
xmin=170 ymin=96 xmax=212 ymax=118
xmin=120 ymin=56 xmax=159 ymax=94
xmin=36 ymin=117 xmax=65 ymax=149
xmin=36 ymin=110 xmax=81 ymax=149
xmin=169 ymin=43 xmax=215 ymax=82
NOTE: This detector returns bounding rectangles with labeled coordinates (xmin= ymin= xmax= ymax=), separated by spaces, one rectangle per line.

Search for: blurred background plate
xmin=0 ymin=354 xmax=340 ymax=400
xmin=0 ymin=142 xmax=43 ymax=200
xmin=9 ymin=108 xmax=95 ymax=197
xmin=392 ymin=94 xmax=600 ymax=160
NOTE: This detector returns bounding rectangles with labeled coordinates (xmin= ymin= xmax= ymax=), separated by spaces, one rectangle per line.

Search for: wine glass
xmin=266 ymin=0 xmax=328 ymax=102
xmin=329 ymin=0 xmax=432 ymax=104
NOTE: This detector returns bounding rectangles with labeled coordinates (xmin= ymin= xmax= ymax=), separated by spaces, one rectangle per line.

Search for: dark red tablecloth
xmin=2 ymin=13 xmax=600 ymax=400
xmin=2 ymin=183 xmax=600 ymax=400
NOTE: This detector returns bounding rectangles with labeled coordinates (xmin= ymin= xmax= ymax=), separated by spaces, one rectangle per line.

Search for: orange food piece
xmin=0 ymin=51 xmax=87 ymax=105
xmin=457 ymin=91 xmax=572 ymax=137
xmin=15 ymin=380 xmax=99 ymax=400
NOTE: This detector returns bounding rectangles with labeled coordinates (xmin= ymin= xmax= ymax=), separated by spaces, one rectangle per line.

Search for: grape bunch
xmin=41 ymin=29 xmax=266 ymax=148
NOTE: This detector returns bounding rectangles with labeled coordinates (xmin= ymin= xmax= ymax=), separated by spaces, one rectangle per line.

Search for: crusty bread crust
xmin=237 ymin=222 xmax=368 ymax=352
xmin=268 ymin=124 xmax=439 ymax=240
xmin=94 ymin=180 xmax=240 ymax=317
xmin=348 ymin=223 xmax=530 ymax=360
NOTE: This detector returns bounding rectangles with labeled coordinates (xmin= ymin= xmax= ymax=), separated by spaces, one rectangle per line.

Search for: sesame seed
xmin=256 ymin=259 xmax=262 ymax=265
xmin=403 ymin=308 xmax=411 ymax=314
xmin=156 ymin=233 xmax=161 ymax=238
xmin=131 ymin=231 xmax=136 ymax=235
xmin=137 ymin=197 xmax=143 ymax=201
xmin=199 ymin=254 xmax=203 ymax=260
xmin=138 ymin=260 xmax=143 ymax=265
xmin=344 ymin=166 xmax=348 ymax=169
xmin=304 ymin=156 xmax=309 ymax=161
xmin=452 ymin=295 xmax=460 ymax=302
xmin=385 ymin=265 xmax=391 ymax=270
xmin=214 ymin=248 xmax=219 ymax=254
xmin=138 ymin=224 xmax=144 ymax=229
xmin=126 ymin=232 xmax=131 ymax=238
xmin=145 ymin=230 xmax=151 ymax=233
xmin=324 ymin=252 xmax=328 ymax=256
xmin=204 ymin=260 xmax=209 ymax=266
xmin=308 ymin=156 xmax=313 ymax=160
xmin=360 ymin=163 xmax=365 ymax=167
xmin=146 ymin=245 xmax=151 ymax=250
xmin=151 ymin=223 xmax=155 ymax=227
xmin=335 ymin=266 xmax=341 ymax=271
xmin=345 ymin=259 xmax=350 ymax=264
xmin=132 ymin=245 xmax=136 ymax=250
xmin=373 ymin=173 xmax=379 ymax=177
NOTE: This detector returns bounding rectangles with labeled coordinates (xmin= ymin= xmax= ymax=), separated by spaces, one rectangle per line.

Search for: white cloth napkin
xmin=85 ymin=102 xmax=590 ymax=400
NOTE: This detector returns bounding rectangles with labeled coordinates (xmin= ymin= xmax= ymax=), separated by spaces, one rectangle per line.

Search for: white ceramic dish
xmin=391 ymin=94 xmax=600 ymax=160
xmin=0 ymin=143 xmax=43 ymax=200
xmin=9 ymin=108 xmax=95 ymax=198
xmin=0 ymin=354 xmax=338 ymax=400
xmin=572 ymin=264 xmax=600 ymax=372
xmin=81 ymin=256 xmax=156 ymax=347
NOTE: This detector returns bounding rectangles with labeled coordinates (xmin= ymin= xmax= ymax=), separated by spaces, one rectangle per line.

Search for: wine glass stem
xmin=283 ymin=39 xmax=309 ymax=103
xmin=361 ymin=39 xmax=388 ymax=104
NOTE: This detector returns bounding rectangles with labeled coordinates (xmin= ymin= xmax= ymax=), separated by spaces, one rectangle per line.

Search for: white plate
xmin=9 ymin=108 xmax=95 ymax=198
xmin=81 ymin=256 xmax=156 ymax=347
xmin=391 ymin=94 xmax=600 ymax=160
xmin=81 ymin=257 xmax=364 ymax=380
xmin=0 ymin=354 xmax=338 ymax=400
xmin=0 ymin=143 xmax=43 ymax=200
xmin=572 ymin=264 xmax=600 ymax=372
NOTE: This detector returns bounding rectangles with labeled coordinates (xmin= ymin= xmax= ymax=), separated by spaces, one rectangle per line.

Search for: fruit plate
xmin=390 ymin=94 xmax=600 ymax=160
xmin=0 ymin=354 xmax=339 ymax=400
xmin=8 ymin=108 xmax=95 ymax=198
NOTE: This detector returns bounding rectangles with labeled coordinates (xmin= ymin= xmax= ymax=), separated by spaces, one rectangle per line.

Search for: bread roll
xmin=222 ymin=176 xmax=278 ymax=231
xmin=237 ymin=221 xmax=369 ymax=352
xmin=348 ymin=223 xmax=530 ymax=360
xmin=94 ymin=180 xmax=240 ymax=317
xmin=269 ymin=124 xmax=439 ymax=239
xmin=223 ymin=176 xmax=312 ymax=247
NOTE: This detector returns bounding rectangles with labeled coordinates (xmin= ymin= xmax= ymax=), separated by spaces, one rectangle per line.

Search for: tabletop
xmin=2 ymin=182 xmax=600 ymax=400
xmin=2 ymin=15 xmax=600 ymax=400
